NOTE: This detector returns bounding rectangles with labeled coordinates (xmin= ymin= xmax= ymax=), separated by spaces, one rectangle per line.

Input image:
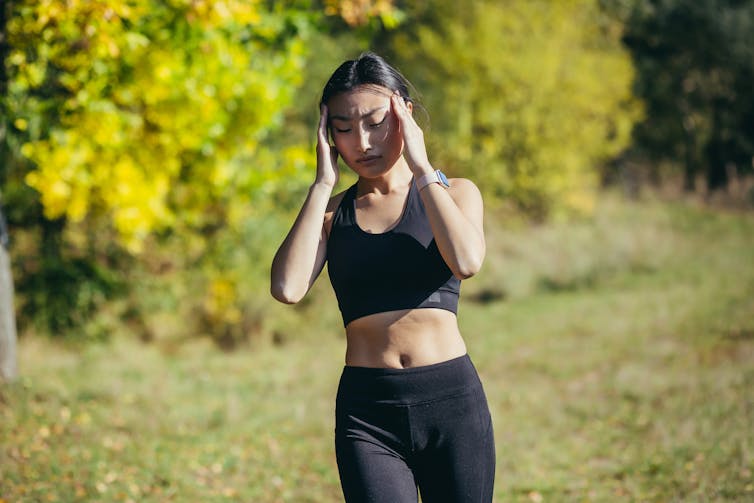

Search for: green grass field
xmin=2 ymin=194 xmax=753 ymax=502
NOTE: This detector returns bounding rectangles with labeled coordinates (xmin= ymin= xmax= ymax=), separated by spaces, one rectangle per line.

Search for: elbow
xmin=270 ymin=282 xmax=305 ymax=304
xmin=452 ymin=255 xmax=484 ymax=280
xmin=448 ymin=238 xmax=486 ymax=280
xmin=453 ymin=266 xmax=479 ymax=281
xmin=454 ymin=270 xmax=475 ymax=281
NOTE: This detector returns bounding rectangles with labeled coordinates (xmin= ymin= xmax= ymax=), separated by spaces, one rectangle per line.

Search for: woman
xmin=270 ymin=52 xmax=495 ymax=502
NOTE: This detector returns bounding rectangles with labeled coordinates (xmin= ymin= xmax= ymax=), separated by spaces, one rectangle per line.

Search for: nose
xmin=358 ymin=127 xmax=372 ymax=153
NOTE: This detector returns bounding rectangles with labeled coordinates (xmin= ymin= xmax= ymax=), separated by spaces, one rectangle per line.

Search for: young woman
xmin=270 ymin=52 xmax=495 ymax=502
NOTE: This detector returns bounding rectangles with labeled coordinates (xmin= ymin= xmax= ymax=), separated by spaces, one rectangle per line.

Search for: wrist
xmin=411 ymin=163 xmax=434 ymax=179
xmin=416 ymin=169 xmax=451 ymax=191
xmin=311 ymin=179 xmax=336 ymax=192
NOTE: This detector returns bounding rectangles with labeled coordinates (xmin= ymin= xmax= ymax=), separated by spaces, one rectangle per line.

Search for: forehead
xmin=327 ymin=85 xmax=391 ymax=119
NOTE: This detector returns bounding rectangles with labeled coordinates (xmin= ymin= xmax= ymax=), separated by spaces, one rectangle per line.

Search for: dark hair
xmin=320 ymin=52 xmax=415 ymax=106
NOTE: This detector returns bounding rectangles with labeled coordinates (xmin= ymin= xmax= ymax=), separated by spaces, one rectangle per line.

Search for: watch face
xmin=438 ymin=170 xmax=450 ymax=187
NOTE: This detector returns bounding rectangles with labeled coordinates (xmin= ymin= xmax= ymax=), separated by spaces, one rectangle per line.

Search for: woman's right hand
xmin=316 ymin=104 xmax=339 ymax=187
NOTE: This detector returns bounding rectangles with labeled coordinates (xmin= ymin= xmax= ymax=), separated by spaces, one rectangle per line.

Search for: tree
xmin=1 ymin=0 xmax=399 ymax=342
xmin=0 ymin=0 xmax=17 ymax=379
xmin=0 ymin=204 xmax=17 ymax=381
xmin=8 ymin=1 xmax=317 ymax=252
xmin=618 ymin=0 xmax=754 ymax=191
xmin=379 ymin=0 xmax=641 ymax=218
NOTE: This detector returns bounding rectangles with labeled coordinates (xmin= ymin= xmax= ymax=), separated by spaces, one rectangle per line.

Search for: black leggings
xmin=335 ymin=354 xmax=495 ymax=502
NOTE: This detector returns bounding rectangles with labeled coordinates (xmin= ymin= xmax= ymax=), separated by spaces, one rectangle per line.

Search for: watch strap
xmin=417 ymin=170 xmax=450 ymax=191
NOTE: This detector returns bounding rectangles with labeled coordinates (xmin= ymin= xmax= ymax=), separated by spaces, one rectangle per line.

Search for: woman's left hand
xmin=391 ymin=92 xmax=433 ymax=176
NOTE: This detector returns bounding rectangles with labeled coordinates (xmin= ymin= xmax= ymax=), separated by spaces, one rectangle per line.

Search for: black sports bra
xmin=326 ymin=180 xmax=461 ymax=326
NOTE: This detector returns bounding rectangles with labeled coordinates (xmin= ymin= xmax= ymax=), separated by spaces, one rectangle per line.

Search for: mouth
xmin=356 ymin=155 xmax=381 ymax=164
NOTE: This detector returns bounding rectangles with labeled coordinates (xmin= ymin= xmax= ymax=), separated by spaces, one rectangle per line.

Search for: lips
xmin=356 ymin=155 xmax=381 ymax=164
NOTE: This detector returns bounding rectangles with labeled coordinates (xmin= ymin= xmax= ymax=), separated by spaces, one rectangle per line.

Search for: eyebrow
xmin=329 ymin=106 xmax=388 ymax=122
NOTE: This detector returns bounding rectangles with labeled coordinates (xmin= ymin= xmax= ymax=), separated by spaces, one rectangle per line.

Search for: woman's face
xmin=326 ymin=85 xmax=409 ymax=178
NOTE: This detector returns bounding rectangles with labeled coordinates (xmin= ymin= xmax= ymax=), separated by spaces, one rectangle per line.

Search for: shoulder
xmin=326 ymin=188 xmax=349 ymax=213
xmin=324 ymin=187 xmax=351 ymax=237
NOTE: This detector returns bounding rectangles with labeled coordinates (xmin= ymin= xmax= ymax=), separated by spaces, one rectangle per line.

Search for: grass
xmin=2 ymin=192 xmax=754 ymax=502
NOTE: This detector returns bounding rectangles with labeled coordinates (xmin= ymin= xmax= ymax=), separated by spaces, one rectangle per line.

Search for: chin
xmin=345 ymin=161 xmax=381 ymax=177
xmin=356 ymin=166 xmax=391 ymax=180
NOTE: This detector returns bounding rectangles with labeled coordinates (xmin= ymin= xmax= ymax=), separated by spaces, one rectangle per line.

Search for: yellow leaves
xmin=124 ymin=31 xmax=150 ymax=52
xmin=21 ymin=61 xmax=47 ymax=88
xmin=9 ymin=0 xmax=393 ymax=266
xmin=14 ymin=117 xmax=29 ymax=131
xmin=563 ymin=189 xmax=597 ymax=218
xmin=10 ymin=0 xmax=313 ymax=254
xmin=325 ymin=0 xmax=397 ymax=26
xmin=186 ymin=0 xmax=262 ymax=28
xmin=392 ymin=0 xmax=640 ymax=217
xmin=204 ymin=276 xmax=241 ymax=325
xmin=24 ymin=143 xmax=76 ymax=221
xmin=75 ymin=411 xmax=92 ymax=426
xmin=105 ymin=159 xmax=173 ymax=253
xmin=283 ymin=144 xmax=315 ymax=180
xmin=22 ymin=122 xmax=176 ymax=253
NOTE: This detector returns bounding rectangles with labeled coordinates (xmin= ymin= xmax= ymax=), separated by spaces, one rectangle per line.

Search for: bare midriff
xmin=344 ymin=308 xmax=467 ymax=369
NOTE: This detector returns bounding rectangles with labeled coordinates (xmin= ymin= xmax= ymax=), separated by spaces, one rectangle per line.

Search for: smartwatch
xmin=417 ymin=169 xmax=451 ymax=191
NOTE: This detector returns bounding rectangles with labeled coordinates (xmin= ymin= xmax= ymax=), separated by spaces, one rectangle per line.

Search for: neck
xmin=357 ymin=158 xmax=413 ymax=195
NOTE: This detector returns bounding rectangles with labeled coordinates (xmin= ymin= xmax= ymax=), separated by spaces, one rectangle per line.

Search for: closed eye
xmin=369 ymin=117 xmax=387 ymax=129
xmin=334 ymin=127 xmax=351 ymax=133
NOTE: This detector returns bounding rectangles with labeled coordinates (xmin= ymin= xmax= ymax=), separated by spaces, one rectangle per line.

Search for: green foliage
xmin=19 ymin=254 xmax=123 ymax=340
xmin=7 ymin=0 xmax=309 ymax=252
xmin=2 ymin=0 xmax=397 ymax=340
xmin=4 ymin=0 xmax=303 ymax=338
xmin=381 ymin=0 xmax=642 ymax=218
xmin=618 ymin=0 xmax=754 ymax=190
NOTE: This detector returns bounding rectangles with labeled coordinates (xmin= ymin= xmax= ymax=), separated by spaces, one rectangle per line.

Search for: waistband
xmin=336 ymin=354 xmax=482 ymax=405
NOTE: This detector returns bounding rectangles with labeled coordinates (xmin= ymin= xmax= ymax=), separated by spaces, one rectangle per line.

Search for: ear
xmin=406 ymin=100 xmax=414 ymax=115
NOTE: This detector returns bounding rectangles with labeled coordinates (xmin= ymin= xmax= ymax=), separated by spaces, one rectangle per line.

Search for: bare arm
xmin=417 ymin=178 xmax=485 ymax=279
xmin=270 ymin=183 xmax=334 ymax=303
xmin=390 ymin=93 xmax=486 ymax=279
xmin=270 ymin=105 xmax=339 ymax=303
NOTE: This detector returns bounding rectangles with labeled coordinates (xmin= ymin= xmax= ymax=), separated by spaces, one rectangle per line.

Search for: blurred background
xmin=1 ymin=1 xmax=753 ymax=501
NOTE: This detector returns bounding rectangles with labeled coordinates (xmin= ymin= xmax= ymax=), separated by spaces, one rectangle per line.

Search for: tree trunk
xmin=682 ymin=117 xmax=697 ymax=192
xmin=0 ymin=234 xmax=18 ymax=381
xmin=0 ymin=2 xmax=18 ymax=381
xmin=706 ymin=138 xmax=729 ymax=192
xmin=706 ymin=102 xmax=730 ymax=192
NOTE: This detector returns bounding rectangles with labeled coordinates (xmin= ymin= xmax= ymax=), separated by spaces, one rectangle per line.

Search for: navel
xmin=399 ymin=354 xmax=411 ymax=368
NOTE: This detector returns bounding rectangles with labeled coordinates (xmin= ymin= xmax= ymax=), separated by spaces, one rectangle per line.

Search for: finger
xmin=391 ymin=95 xmax=411 ymax=133
xmin=319 ymin=104 xmax=328 ymax=128
xmin=393 ymin=94 xmax=419 ymax=134
xmin=318 ymin=104 xmax=329 ymax=141
xmin=397 ymin=91 xmax=412 ymax=110
xmin=390 ymin=93 xmax=405 ymax=117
